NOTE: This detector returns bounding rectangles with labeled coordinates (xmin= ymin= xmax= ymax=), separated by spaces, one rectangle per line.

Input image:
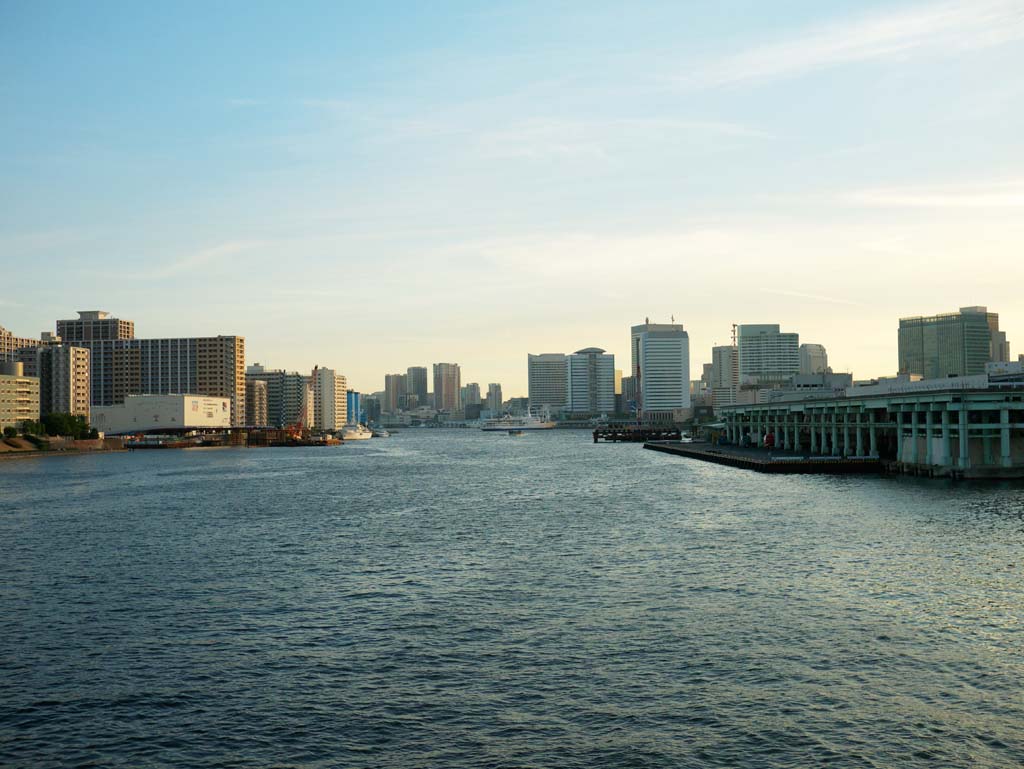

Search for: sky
xmin=2 ymin=0 xmax=1023 ymax=395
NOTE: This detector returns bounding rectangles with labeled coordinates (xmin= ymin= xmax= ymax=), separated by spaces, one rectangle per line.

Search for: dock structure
xmin=715 ymin=370 xmax=1024 ymax=479
xmin=594 ymin=424 xmax=682 ymax=443
xmin=644 ymin=441 xmax=883 ymax=474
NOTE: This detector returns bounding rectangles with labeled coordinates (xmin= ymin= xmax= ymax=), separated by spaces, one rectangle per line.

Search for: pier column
xmin=1001 ymin=408 xmax=1012 ymax=468
xmin=896 ymin=411 xmax=904 ymax=462
xmin=940 ymin=410 xmax=950 ymax=467
xmin=820 ymin=412 xmax=828 ymax=455
xmin=910 ymin=409 xmax=920 ymax=465
xmin=810 ymin=412 xmax=818 ymax=453
xmin=869 ymin=411 xmax=878 ymax=458
xmin=958 ymin=408 xmax=969 ymax=469
xmin=793 ymin=414 xmax=802 ymax=452
xmin=830 ymin=411 xmax=838 ymax=457
xmin=842 ymin=410 xmax=850 ymax=458
xmin=925 ymin=409 xmax=934 ymax=466
xmin=775 ymin=415 xmax=783 ymax=451
xmin=856 ymin=412 xmax=864 ymax=457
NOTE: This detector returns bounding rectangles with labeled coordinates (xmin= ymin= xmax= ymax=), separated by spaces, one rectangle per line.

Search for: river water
xmin=1 ymin=430 xmax=1023 ymax=768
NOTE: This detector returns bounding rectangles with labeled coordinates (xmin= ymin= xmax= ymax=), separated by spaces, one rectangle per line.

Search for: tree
xmin=2 ymin=426 xmax=16 ymax=438
xmin=41 ymin=413 xmax=91 ymax=439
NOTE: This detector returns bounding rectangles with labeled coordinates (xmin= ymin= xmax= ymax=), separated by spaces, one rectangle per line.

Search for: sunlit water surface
xmin=2 ymin=430 xmax=1023 ymax=768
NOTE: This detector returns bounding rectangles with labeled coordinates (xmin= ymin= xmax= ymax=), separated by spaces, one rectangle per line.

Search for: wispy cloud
xmin=473 ymin=117 xmax=770 ymax=160
xmin=760 ymin=288 xmax=868 ymax=307
xmin=681 ymin=0 xmax=1024 ymax=88
xmin=153 ymin=241 xmax=262 ymax=278
xmin=845 ymin=179 xmax=1024 ymax=208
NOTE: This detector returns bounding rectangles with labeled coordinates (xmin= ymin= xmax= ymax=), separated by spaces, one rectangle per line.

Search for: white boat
xmin=371 ymin=427 xmax=390 ymax=438
xmin=340 ymin=424 xmax=373 ymax=441
xmin=481 ymin=408 xmax=555 ymax=433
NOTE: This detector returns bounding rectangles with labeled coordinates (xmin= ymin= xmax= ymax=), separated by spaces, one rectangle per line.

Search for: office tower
xmin=312 ymin=367 xmax=347 ymax=432
xmin=565 ymin=347 xmax=615 ymax=415
xmin=406 ymin=367 xmax=429 ymax=404
xmin=54 ymin=311 xmax=245 ymax=426
xmin=0 ymin=326 xmax=41 ymax=361
xmin=736 ymin=324 xmax=800 ymax=385
xmin=461 ymin=382 xmax=481 ymax=409
xmin=346 ymin=391 xmax=362 ymax=425
xmin=432 ymin=363 xmax=461 ymax=413
xmin=614 ymin=369 xmax=623 ymax=395
xmin=246 ymin=364 xmax=310 ymax=428
xmin=0 ymin=361 xmax=40 ymax=430
xmin=486 ymin=383 xmax=503 ymax=412
xmin=631 ymin=322 xmax=690 ymax=420
xmin=799 ymin=343 xmax=829 ymax=375
xmin=710 ymin=345 xmax=738 ymax=410
xmin=506 ymin=396 xmax=530 ymax=415
xmin=527 ymin=353 xmax=567 ymax=411
xmin=245 ymin=378 xmax=268 ymax=427
xmin=620 ymin=375 xmax=637 ymax=413
xmin=36 ymin=345 xmax=90 ymax=419
xmin=384 ymin=373 xmax=407 ymax=413
xmin=899 ymin=306 xmax=1009 ymax=379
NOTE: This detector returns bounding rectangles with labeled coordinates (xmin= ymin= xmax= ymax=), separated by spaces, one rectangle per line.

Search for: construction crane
xmin=284 ymin=365 xmax=316 ymax=442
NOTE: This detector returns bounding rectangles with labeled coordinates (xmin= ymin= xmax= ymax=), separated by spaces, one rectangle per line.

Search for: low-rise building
xmin=91 ymin=394 xmax=232 ymax=435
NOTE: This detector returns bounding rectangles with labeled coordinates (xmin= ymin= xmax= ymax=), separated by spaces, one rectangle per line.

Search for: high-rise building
xmin=736 ymin=324 xmax=800 ymax=386
xmin=710 ymin=345 xmax=738 ymax=410
xmin=36 ymin=345 xmax=90 ymax=419
xmin=246 ymin=363 xmax=309 ymax=428
xmin=0 ymin=361 xmax=40 ymax=430
xmin=406 ymin=367 xmax=429 ymax=404
xmin=384 ymin=373 xmax=407 ymax=413
xmin=527 ymin=353 xmax=567 ymax=411
xmin=346 ymin=391 xmax=362 ymax=425
xmin=432 ymin=363 xmax=461 ymax=413
xmin=566 ymin=347 xmax=615 ymax=415
xmin=55 ymin=311 xmax=245 ymax=426
xmin=620 ymin=375 xmax=637 ymax=414
xmin=312 ymin=367 xmax=347 ymax=432
xmin=245 ymin=378 xmax=268 ymax=427
xmin=486 ymin=383 xmax=503 ymax=412
xmin=0 ymin=326 xmax=41 ymax=361
xmin=631 ymin=322 xmax=690 ymax=420
xmin=460 ymin=382 xmax=481 ymax=409
xmin=899 ymin=306 xmax=1010 ymax=379
xmin=799 ymin=343 xmax=829 ymax=375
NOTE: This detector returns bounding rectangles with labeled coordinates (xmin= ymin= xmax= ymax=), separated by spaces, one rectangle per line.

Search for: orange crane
xmin=284 ymin=365 xmax=316 ymax=441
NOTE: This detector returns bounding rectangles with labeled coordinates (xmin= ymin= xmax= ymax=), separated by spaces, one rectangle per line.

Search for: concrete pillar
xmin=851 ymin=411 xmax=860 ymax=460
xmin=958 ymin=408 xmax=969 ymax=469
xmin=910 ymin=409 xmax=919 ymax=464
xmin=793 ymin=414 xmax=801 ymax=452
xmin=1001 ymin=408 xmax=1012 ymax=468
xmin=842 ymin=410 xmax=850 ymax=457
xmin=830 ymin=411 xmax=838 ymax=457
xmin=925 ymin=409 xmax=934 ymax=466
xmin=774 ymin=415 xmax=783 ymax=451
xmin=940 ymin=410 xmax=950 ymax=466
xmin=810 ymin=412 xmax=818 ymax=453
xmin=896 ymin=411 xmax=904 ymax=462
xmin=869 ymin=411 xmax=878 ymax=458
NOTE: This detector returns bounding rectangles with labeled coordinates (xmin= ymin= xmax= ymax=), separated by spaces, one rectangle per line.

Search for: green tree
xmin=2 ymin=426 xmax=17 ymax=438
xmin=42 ymin=413 xmax=90 ymax=439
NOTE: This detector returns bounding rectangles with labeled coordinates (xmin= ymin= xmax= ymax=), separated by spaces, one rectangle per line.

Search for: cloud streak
xmin=681 ymin=0 xmax=1024 ymax=88
xmin=844 ymin=179 xmax=1024 ymax=208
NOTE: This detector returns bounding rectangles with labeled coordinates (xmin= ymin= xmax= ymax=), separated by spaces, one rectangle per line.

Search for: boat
xmin=340 ymin=424 xmax=373 ymax=441
xmin=481 ymin=408 xmax=556 ymax=433
xmin=371 ymin=426 xmax=390 ymax=438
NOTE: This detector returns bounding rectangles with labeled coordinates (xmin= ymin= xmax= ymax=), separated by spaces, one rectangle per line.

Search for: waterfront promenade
xmin=644 ymin=440 xmax=883 ymax=474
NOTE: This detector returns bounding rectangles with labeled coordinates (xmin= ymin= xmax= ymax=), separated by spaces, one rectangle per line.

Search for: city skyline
xmin=3 ymin=1 xmax=1024 ymax=393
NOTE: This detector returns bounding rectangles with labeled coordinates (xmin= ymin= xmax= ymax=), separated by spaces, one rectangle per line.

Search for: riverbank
xmin=0 ymin=436 xmax=127 ymax=460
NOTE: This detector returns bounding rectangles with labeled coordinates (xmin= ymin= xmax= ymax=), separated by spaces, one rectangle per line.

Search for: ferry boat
xmin=481 ymin=409 xmax=555 ymax=433
xmin=371 ymin=426 xmax=390 ymax=438
xmin=340 ymin=424 xmax=373 ymax=441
